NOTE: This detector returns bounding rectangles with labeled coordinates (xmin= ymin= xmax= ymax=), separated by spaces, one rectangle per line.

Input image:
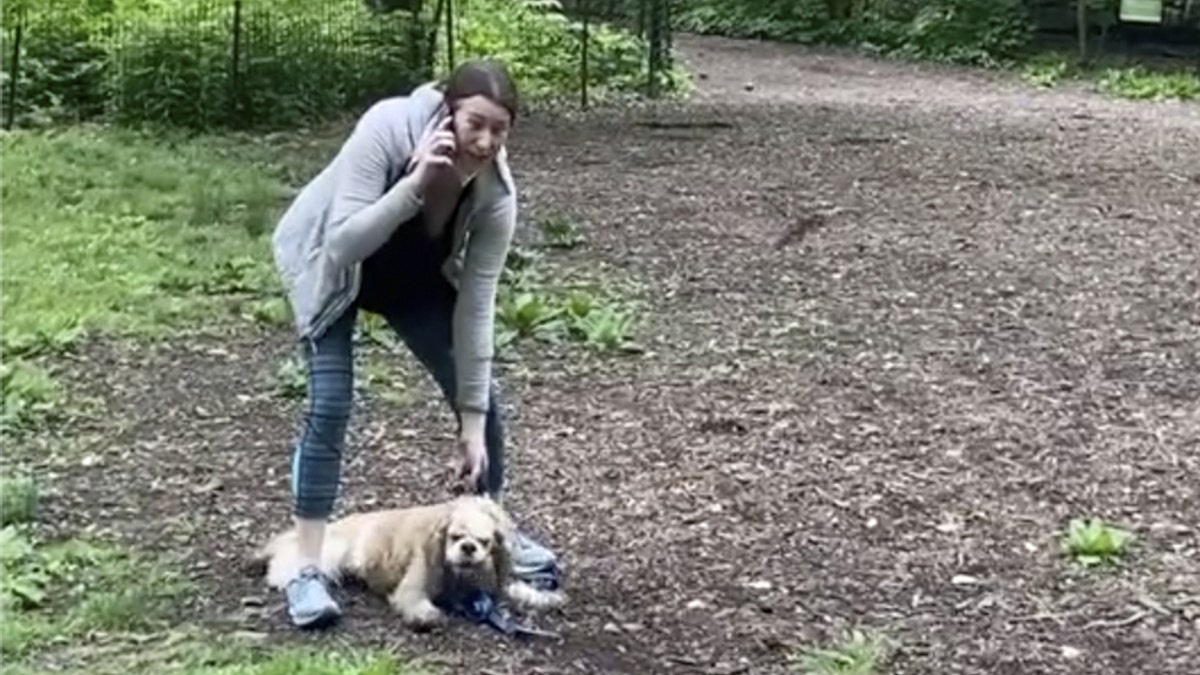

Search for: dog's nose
xmin=460 ymin=541 xmax=476 ymax=556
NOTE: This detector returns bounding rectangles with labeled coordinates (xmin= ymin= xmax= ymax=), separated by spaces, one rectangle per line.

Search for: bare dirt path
xmin=39 ymin=34 xmax=1200 ymax=675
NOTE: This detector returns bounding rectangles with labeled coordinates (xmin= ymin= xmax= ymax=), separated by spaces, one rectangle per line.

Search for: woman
xmin=270 ymin=59 xmax=555 ymax=629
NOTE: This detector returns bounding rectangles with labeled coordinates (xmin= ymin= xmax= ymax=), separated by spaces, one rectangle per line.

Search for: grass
xmin=0 ymin=126 xmax=286 ymax=358
xmin=0 ymin=522 xmax=191 ymax=659
xmin=1 ymin=120 xmax=646 ymax=673
xmin=0 ymin=124 xmax=435 ymax=672
xmin=0 ymin=515 xmax=431 ymax=674
xmin=0 ymin=480 xmax=429 ymax=674
xmin=0 ymin=124 xmax=289 ymax=436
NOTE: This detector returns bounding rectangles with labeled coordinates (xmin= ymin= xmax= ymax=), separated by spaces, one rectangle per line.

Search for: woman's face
xmin=451 ymin=94 xmax=512 ymax=178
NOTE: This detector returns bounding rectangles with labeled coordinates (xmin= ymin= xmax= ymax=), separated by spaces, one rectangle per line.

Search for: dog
xmin=252 ymin=495 xmax=564 ymax=629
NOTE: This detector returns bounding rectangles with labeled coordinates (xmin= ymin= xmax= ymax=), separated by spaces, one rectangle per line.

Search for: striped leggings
xmin=290 ymin=301 xmax=505 ymax=520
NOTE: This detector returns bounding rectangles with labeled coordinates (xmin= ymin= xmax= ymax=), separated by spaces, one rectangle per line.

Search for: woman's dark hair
xmin=440 ymin=59 xmax=520 ymax=122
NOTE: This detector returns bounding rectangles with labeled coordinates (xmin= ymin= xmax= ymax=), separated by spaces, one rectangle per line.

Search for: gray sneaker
xmin=285 ymin=565 xmax=342 ymax=629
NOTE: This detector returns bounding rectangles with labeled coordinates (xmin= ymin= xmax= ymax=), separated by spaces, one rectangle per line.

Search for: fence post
xmin=229 ymin=0 xmax=243 ymax=128
xmin=646 ymin=0 xmax=663 ymax=97
xmin=580 ymin=0 xmax=590 ymax=109
xmin=5 ymin=14 xmax=22 ymax=130
xmin=445 ymin=0 xmax=455 ymax=72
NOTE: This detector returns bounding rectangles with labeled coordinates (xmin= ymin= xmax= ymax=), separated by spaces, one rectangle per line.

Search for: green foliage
xmin=495 ymin=240 xmax=643 ymax=355
xmin=110 ymin=0 xmax=422 ymax=130
xmin=274 ymin=354 xmax=309 ymax=400
xmin=0 ymin=0 xmax=110 ymax=127
xmin=2 ymin=0 xmax=425 ymax=130
xmin=1021 ymin=53 xmax=1078 ymax=88
xmin=1 ymin=525 xmax=191 ymax=658
xmin=1061 ymin=518 xmax=1134 ymax=567
xmin=677 ymin=0 xmax=1033 ymax=67
xmin=0 ymin=475 xmax=39 ymax=527
xmin=1016 ymin=50 xmax=1200 ymax=101
xmin=1097 ymin=65 xmax=1200 ymax=101
xmin=3 ymin=0 xmax=688 ymax=130
xmin=538 ymin=212 xmax=586 ymax=249
xmin=0 ymin=360 xmax=62 ymax=435
xmin=0 ymin=126 xmax=283 ymax=356
xmin=791 ymin=629 xmax=893 ymax=675
xmin=447 ymin=0 xmax=689 ymax=103
xmin=189 ymin=650 xmax=433 ymax=675
xmin=897 ymin=0 xmax=1032 ymax=67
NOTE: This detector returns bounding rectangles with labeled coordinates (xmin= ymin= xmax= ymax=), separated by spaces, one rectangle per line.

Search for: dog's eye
xmin=449 ymin=533 xmax=463 ymax=542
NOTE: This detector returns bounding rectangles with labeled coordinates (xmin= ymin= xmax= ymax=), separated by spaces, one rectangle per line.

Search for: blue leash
xmin=439 ymin=541 xmax=563 ymax=639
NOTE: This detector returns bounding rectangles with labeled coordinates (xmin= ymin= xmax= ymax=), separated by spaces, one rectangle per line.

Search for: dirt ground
xmin=37 ymin=34 xmax=1200 ymax=674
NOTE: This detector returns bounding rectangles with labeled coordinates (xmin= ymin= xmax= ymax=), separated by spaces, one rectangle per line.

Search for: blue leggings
xmin=290 ymin=300 xmax=505 ymax=520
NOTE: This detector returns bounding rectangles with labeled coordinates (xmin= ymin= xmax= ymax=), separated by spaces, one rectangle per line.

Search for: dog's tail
xmin=250 ymin=525 xmax=356 ymax=589
xmin=252 ymin=528 xmax=306 ymax=589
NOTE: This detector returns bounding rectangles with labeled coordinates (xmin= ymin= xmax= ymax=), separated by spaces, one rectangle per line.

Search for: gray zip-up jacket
xmin=270 ymin=81 xmax=517 ymax=415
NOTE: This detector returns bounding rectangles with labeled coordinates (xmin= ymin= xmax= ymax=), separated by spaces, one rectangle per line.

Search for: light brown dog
xmin=253 ymin=495 xmax=564 ymax=629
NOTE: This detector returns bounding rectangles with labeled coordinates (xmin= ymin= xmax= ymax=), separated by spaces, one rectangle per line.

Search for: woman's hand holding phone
xmin=411 ymin=116 xmax=458 ymax=194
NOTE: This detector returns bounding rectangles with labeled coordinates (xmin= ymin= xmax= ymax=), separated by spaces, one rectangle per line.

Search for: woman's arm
xmin=452 ymin=194 xmax=517 ymax=434
xmin=322 ymin=100 xmax=426 ymax=270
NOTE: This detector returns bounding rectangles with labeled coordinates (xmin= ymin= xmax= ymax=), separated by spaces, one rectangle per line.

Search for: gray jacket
xmin=270 ymin=81 xmax=517 ymax=414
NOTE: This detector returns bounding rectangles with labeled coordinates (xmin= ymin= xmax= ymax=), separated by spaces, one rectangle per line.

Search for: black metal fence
xmin=0 ymin=0 xmax=678 ymax=131
xmin=1 ymin=0 xmax=431 ymax=130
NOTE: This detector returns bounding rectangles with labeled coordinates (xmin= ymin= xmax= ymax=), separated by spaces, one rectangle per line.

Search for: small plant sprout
xmin=792 ymin=629 xmax=893 ymax=675
xmin=497 ymin=292 xmax=565 ymax=339
xmin=501 ymin=245 xmax=545 ymax=290
xmin=572 ymin=304 xmax=639 ymax=352
xmin=1061 ymin=518 xmax=1134 ymax=567
xmin=538 ymin=212 xmax=585 ymax=249
xmin=274 ymin=354 xmax=308 ymax=400
xmin=562 ymin=288 xmax=600 ymax=320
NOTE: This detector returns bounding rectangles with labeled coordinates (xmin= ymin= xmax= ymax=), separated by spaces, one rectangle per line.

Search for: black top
xmin=356 ymin=189 xmax=469 ymax=316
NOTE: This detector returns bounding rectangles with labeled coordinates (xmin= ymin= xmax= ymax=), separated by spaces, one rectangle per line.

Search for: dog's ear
xmin=490 ymin=515 xmax=514 ymax=587
xmin=422 ymin=507 xmax=452 ymax=571
xmin=480 ymin=499 xmax=515 ymax=586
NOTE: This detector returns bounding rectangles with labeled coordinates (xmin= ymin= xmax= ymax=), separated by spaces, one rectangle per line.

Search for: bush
xmin=447 ymin=0 xmax=689 ymax=104
xmin=2 ymin=0 xmax=431 ymax=130
xmin=2 ymin=0 xmax=687 ymax=130
xmin=0 ymin=0 xmax=110 ymax=127
xmin=676 ymin=0 xmax=1033 ymax=68
xmin=109 ymin=0 xmax=421 ymax=129
xmin=898 ymin=0 xmax=1031 ymax=67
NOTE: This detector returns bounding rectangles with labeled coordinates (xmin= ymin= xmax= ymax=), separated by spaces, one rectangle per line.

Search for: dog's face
xmin=441 ymin=497 xmax=511 ymax=576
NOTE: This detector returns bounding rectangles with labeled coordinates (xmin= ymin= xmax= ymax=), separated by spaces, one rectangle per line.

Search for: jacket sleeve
xmin=452 ymin=193 xmax=517 ymax=414
xmin=322 ymin=100 xmax=426 ymax=270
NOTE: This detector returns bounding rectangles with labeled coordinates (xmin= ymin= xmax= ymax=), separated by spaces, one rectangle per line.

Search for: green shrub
xmin=0 ymin=475 xmax=39 ymax=528
xmin=444 ymin=0 xmax=689 ymax=104
xmin=2 ymin=0 xmax=426 ymax=130
xmin=1097 ymin=65 xmax=1200 ymax=101
xmin=898 ymin=0 xmax=1031 ymax=67
xmin=2 ymin=0 xmax=686 ymax=130
xmin=676 ymin=0 xmax=1033 ymax=68
xmin=0 ymin=360 xmax=61 ymax=435
xmin=0 ymin=0 xmax=111 ymax=127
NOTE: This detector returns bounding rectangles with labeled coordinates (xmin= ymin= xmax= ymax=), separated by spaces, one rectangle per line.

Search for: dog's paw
xmin=396 ymin=597 xmax=444 ymax=631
